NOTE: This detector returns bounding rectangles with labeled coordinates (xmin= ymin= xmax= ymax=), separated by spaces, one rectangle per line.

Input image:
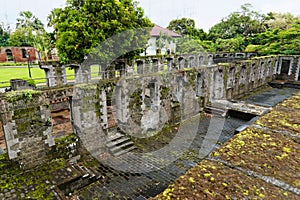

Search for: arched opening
xmin=21 ymin=48 xmax=27 ymax=58
xmin=5 ymin=49 xmax=13 ymax=61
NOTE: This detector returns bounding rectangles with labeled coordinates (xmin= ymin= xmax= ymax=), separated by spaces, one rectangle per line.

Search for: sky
xmin=1 ymin=0 xmax=300 ymax=32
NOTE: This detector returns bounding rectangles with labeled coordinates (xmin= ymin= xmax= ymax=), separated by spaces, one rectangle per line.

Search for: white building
xmin=141 ymin=25 xmax=181 ymax=56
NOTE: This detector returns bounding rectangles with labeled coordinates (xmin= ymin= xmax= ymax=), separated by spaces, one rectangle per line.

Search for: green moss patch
xmin=0 ymin=158 xmax=65 ymax=200
xmin=150 ymin=160 xmax=297 ymax=200
xmin=212 ymin=127 xmax=300 ymax=188
xmin=255 ymin=92 xmax=300 ymax=135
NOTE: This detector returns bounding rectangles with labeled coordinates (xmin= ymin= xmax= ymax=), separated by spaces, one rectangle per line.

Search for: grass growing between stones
xmin=0 ymin=154 xmax=66 ymax=199
xmin=150 ymin=160 xmax=297 ymax=200
xmin=255 ymin=92 xmax=300 ymax=135
xmin=212 ymin=127 xmax=300 ymax=188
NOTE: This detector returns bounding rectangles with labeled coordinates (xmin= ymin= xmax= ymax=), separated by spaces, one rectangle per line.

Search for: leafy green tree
xmin=208 ymin=3 xmax=265 ymax=42
xmin=167 ymin=17 xmax=207 ymax=40
xmin=8 ymin=11 xmax=56 ymax=60
xmin=264 ymin=12 xmax=298 ymax=30
xmin=9 ymin=11 xmax=45 ymax=46
xmin=48 ymin=0 xmax=152 ymax=64
xmin=249 ymin=20 xmax=300 ymax=55
xmin=215 ymin=36 xmax=245 ymax=52
xmin=176 ymin=37 xmax=204 ymax=54
xmin=0 ymin=23 xmax=10 ymax=46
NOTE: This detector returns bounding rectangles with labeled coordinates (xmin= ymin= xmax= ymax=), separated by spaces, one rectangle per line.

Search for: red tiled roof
xmin=150 ymin=25 xmax=181 ymax=37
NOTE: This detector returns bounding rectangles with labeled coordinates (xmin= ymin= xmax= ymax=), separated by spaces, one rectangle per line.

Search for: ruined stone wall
xmin=0 ymin=91 xmax=54 ymax=167
xmin=0 ymin=54 xmax=299 ymax=167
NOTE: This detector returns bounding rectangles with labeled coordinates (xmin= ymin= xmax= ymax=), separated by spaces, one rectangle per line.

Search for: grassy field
xmin=0 ymin=67 xmax=75 ymax=88
xmin=0 ymin=65 xmax=101 ymax=88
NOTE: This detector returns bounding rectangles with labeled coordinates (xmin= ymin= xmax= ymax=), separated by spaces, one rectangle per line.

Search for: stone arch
xmin=188 ymin=56 xmax=195 ymax=68
xmin=207 ymin=54 xmax=213 ymax=66
xmin=198 ymin=55 xmax=204 ymax=66
xmin=178 ymin=57 xmax=185 ymax=69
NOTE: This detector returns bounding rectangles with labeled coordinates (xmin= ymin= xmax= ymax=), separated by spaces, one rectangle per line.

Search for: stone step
xmin=113 ymin=145 xmax=136 ymax=157
xmin=109 ymin=141 xmax=134 ymax=153
xmin=205 ymin=106 xmax=227 ymax=117
xmin=106 ymin=137 xmax=130 ymax=148
xmin=107 ymin=132 xmax=124 ymax=142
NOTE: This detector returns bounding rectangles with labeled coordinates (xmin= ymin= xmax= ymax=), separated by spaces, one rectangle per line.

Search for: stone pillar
xmin=198 ymin=55 xmax=204 ymax=67
xmin=152 ymin=58 xmax=159 ymax=73
xmin=100 ymin=90 xmax=108 ymax=129
xmin=207 ymin=54 xmax=213 ymax=66
xmin=144 ymin=59 xmax=151 ymax=74
xmin=136 ymin=60 xmax=145 ymax=75
xmin=40 ymin=61 xmax=67 ymax=87
xmin=72 ymin=64 xmax=91 ymax=84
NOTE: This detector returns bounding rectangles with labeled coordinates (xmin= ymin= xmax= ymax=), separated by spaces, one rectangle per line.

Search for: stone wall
xmin=0 ymin=54 xmax=299 ymax=167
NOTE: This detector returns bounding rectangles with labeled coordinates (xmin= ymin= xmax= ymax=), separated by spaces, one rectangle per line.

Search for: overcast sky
xmin=1 ymin=0 xmax=300 ymax=32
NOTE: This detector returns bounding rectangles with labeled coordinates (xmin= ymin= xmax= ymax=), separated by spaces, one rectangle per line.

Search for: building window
xmin=21 ymin=49 xmax=27 ymax=58
xmin=5 ymin=49 xmax=13 ymax=61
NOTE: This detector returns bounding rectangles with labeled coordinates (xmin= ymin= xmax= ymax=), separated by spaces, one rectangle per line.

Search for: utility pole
xmin=27 ymin=49 xmax=32 ymax=79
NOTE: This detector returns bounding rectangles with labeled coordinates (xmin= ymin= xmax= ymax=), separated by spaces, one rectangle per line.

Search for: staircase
xmin=204 ymin=105 xmax=228 ymax=117
xmin=106 ymin=130 xmax=136 ymax=157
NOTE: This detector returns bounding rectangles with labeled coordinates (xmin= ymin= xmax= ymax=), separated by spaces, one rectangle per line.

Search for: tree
xmin=215 ymin=36 xmax=245 ymax=52
xmin=167 ymin=18 xmax=207 ymax=40
xmin=0 ymin=23 xmax=10 ymax=46
xmin=48 ymin=0 xmax=152 ymax=64
xmin=208 ymin=4 xmax=265 ymax=41
xmin=248 ymin=20 xmax=300 ymax=55
xmin=8 ymin=11 xmax=54 ymax=60
xmin=264 ymin=12 xmax=298 ymax=30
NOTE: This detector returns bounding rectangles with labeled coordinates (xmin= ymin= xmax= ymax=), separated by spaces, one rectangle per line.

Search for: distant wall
xmin=0 ymin=47 xmax=37 ymax=62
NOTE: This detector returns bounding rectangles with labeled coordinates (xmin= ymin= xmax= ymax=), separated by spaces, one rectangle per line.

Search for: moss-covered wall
xmin=0 ymin=54 xmax=299 ymax=169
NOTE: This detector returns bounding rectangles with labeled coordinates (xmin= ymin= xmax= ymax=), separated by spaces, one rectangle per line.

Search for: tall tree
xmin=0 ymin=23 xmax=10 ymax=46
xmin=9 ymin=11 xmax=54 ymax=60
xmin=264 ymin=12 xmax=298 ymax=30
xmin=251 ymin=20 xmax=300 ymax=55
xmin=208 ymin=3 xmax=265 ymax=41
xmin=167 ymin=17 xmax=207 ymax=40
xmin=48 ymin=0 xmax=152 ymax=64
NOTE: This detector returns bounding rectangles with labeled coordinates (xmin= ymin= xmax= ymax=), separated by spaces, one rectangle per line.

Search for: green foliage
xmin=251 ymin=20 xmax=300 ymax=55
xmin=215 ymin=36 xmax=245 ymax=52
xmin=49 ymin=0 xmax=152 ymax=64
xmin=0 ymin=23 xmax=10 ymax=46
xmin=208 ymin=3 xmax=266 ymax=42
xmin=8 ymin=11 xmax=54 ymax=61
xmin=167 ymin=17 xmax=207 ymax=40
xmin=264 ymin=12 xmax=297 ymax=30
xmin=176 ymin=36 xmax=205 ymax=54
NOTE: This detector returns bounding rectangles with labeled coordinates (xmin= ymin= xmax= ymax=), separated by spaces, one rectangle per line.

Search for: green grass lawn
xmin=0 ymin=65 xmax=102 ymax=88
xmin=0 ymin=67 xmax=75 ymax=88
